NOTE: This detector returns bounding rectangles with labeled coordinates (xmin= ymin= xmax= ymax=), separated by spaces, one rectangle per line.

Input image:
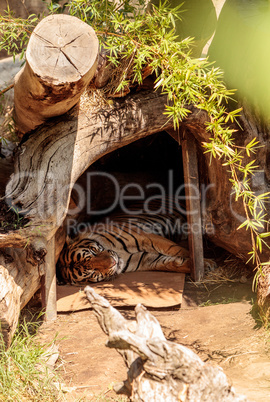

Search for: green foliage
xmin=0 ymin=6 xmax=39 ymax=61
xmin=9 ymin=206 xmax=25 ymax=229
xmin=0 ymin=315 xmax=62 ymax=401
xmin=199 ymin=297 xmax=237 ymax=307
xmin=0 ymin=0 xmax=269 ymax=284
xmin=48 ymin=0 xmax=144 ymax=33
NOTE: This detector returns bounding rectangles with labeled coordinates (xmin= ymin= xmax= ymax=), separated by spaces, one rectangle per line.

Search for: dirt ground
xmin=34 ymin=270 xmax=270 ymax=402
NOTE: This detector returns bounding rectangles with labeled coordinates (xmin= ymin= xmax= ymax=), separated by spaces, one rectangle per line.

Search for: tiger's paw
xmin=203 ymin=258 xmax=217 ymax=273
xmin=167 ymin=256 xmax=190 ymax=273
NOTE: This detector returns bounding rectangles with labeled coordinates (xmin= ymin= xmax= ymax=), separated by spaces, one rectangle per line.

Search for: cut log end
xmin=27 ymin=14 xmax=99 ymax=84
xmin=14 ymin=14 xmax=99 ymax=133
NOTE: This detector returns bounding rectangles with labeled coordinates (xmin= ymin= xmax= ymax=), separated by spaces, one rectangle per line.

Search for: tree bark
xmin=14 ymin=14 xmax=99 ymax=133
xmin=85 ymin=286 xmax=249 ymax=401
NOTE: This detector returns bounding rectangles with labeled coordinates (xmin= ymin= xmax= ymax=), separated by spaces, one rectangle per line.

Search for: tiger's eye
xmin=90 ymin=246 xmax=99 ymax=254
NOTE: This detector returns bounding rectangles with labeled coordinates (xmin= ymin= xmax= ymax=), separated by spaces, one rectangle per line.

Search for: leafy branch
xmin=0 ymin=6 xmax=40 ymax=61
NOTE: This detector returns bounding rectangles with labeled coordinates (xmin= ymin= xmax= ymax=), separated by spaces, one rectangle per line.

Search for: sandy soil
xmin=35 ymin=275 xmax=270 ymax=402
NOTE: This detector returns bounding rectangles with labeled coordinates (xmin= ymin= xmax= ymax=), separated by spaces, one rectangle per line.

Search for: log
xmin=84 ymin=286 xmax=249 ymax=401
xmin=14 ymin=14 xmax=99 ymax=133
xmin=0 ymin=245 xmax=45 ymax=347
xmin=10 ymin=78 xmax=270 ymax=265
xmin=6 ymin=90 xmax=175 ymax=235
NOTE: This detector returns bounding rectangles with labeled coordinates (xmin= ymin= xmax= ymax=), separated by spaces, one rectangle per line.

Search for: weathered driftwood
xmin=14 ymin=14 xmax=99 ymax=133
xmin=85 ymin=286 xmax=249 ymax=401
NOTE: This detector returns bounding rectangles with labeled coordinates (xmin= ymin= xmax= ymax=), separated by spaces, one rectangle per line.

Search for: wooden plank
xmin=41 ymin=236 xmax=57 ymax=321
xmin=181 ymin=131 xmax=204 ymax=281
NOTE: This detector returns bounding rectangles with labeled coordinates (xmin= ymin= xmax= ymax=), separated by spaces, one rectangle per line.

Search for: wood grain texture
xmin=7 ymin=90 xmax=175 ymax=238
xmin=0 ymin=232 xmax=29 ymax=248
xmin=14 ymin=14 xmax=99 ymax=133
xmin=41 ymin=236 xmax=57 ymax=321
xmin=27 ymin=14 xmax=98 ymax=82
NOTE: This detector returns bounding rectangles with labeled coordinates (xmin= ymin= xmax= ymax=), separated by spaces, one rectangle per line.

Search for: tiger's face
xmin=57 ymin=238 xmax=123 ymax=284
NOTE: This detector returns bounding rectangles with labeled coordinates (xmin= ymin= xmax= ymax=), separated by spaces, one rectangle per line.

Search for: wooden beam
xmin=41 ymin=236 xmax=57 ymax=321
xmin=181 ymin=131 xmax=204 ymax=282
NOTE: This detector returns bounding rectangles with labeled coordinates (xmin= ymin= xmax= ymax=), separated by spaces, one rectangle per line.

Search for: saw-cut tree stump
xmin=14 ymin=14 xmax=99 ymax=133
xmin=85 ymin=286 xmax=249 ymax=401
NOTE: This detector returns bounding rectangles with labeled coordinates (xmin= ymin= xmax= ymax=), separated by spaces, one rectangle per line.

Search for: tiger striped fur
xmin=57 ymin=201 xmax=206 ymax=285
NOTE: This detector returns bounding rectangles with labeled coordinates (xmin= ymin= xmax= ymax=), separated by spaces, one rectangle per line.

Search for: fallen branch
xmin=84 ymin=286 xmax=249 ymax=402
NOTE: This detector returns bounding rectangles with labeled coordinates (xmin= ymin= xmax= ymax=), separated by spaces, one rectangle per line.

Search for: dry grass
xmin=80 ymin=86 xmax=114 ymax=113
xmin=0 ymin=91 xmax=18 ymax=144
xmin=191 ymin=253 xmax=251 ymax=285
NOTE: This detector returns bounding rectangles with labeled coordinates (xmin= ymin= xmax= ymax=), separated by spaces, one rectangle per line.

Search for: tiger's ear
xmin=65 ymin=235 xmax=73 ymax=246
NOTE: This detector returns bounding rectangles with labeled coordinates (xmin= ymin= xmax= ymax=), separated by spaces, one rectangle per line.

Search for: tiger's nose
xmin=91 ymin=250 xmax=116 ymax=272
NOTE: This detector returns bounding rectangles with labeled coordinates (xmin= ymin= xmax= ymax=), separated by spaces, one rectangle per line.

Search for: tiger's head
xmin=57 ymin=237 xmax=123 ymax=284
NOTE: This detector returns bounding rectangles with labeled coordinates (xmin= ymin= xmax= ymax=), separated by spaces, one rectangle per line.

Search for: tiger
xmin=56 ymin=200 xmax=212 ymax=285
